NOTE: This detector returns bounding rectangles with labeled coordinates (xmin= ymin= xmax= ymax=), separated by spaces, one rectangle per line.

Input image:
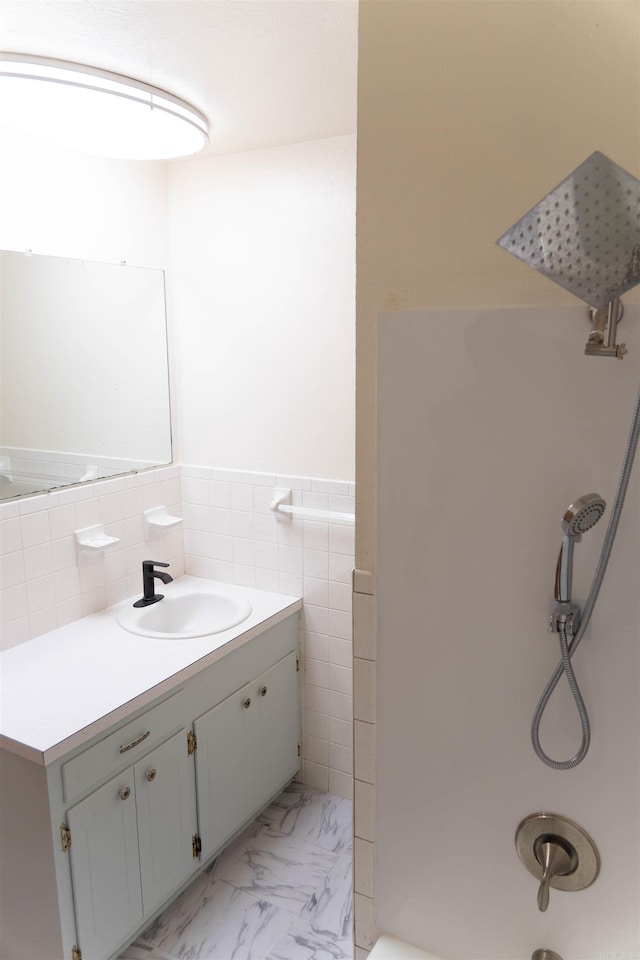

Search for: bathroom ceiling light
xmin=0 ymin=53 xmax=209 ymax=160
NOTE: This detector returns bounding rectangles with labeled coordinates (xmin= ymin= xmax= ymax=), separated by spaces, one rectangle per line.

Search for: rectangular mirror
xmin=0 ymin=251 xmax=172 ymax=500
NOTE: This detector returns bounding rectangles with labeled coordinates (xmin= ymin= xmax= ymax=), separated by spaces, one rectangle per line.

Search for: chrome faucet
xmin=133 ymin=560 xmax=173 ymax=608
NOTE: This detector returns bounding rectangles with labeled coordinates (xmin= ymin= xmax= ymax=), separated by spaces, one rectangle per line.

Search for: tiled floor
xmin=118 ymin=782 xmax=354 ymax=960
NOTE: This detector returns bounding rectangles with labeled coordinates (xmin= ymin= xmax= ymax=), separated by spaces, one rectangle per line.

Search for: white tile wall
xmin=181 ymin=465 xmax=355 ymax=799
xmin=0 ymin=466 xmax=183 ymax=650
xmin=0 ymin=463 xmax=356 ymax=801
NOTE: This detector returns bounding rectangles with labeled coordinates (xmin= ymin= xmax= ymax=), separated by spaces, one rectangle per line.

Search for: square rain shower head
xmin=497 ymin=151 xmax=640 ymax=310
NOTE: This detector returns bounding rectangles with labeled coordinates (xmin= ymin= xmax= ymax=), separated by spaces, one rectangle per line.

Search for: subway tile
xmin=141 ymin=482 xmax=165 ymax=510
xmin=329 ymin=716 xmax=352 ymax=748
xmin=20 ymin=511 xmax=51 ymax=548
xmin=303 ymin=576 xmax=329 ymax=607
xmin=254 ymin=513 xmax=278 ymax=542
xmin=0 ymin=502 xmax=20 ymax=521
xmin=209 ymin=559 xmax=234 ymax=581
xmin=209 ymin=507 xmax=232 ymax=535
xmin=304 ymin=548 xmax=329 ymax=580
xmin=184 ymin=529 xmax=211 ymax=558
xmin=253 ymin=485 xmax=275 ymax=514
xmin=304 ymin=683 xmax=329 ymax=715
xmin=354 ymin=894 xmax=377 ymax=951
xmin=81 ymin=587 xmax=107 ymax=617
xmin=26 ymin=574 xmax=57 ymax=613
xmin=304 ymin=603 xmax=329 ymax=635
xmin=29 ymin=604 xmax=58 ymax=637
xmin=18 ymin=494 xmax=53 ymax=516
xmin=304 ymin=631 xmax=329 ymax=662
xmin=182 ymin=502 xmax=210 ymax=530
xmin=232 ymin=511 xmax=254 ymax=540
xmin=255 ymin=568 xmax=280 ymax=592
xmin=329 ymin=494 xmax=355 ymax=515
xmin=329 ymin=580 xmax=352 ymax=613
xmin=209 ymin=480 xmax=231 ymax=508
xmin=277 ymin=518 xmax=303 ymax=547
xmin=353 ymin=592 xmax=376 ymax=661
xmin=54 ymin=566 xmax=82 ymax=602
xmin=303 ymin=491 xmax=329 ymax=511
xmin=278 ymin=573 xmax=303 ymax=596
xmin=329 ymin=522 xmax=355 ymax=556
xmin=56 ymin=596 xmax=84 ymax=627
xmin=329 ymin=742 xmax=353 ymax=775
xmin=99 ymin=493 xmax=125 ymax=525
xmin=22 ymin=542 xmax=53 ymax=581
xmin=329 ymin=663 xmax=352 ymax=696
xmin=105 ymin=577 xmax=130 ymax=607
xmin=0 ymin=584 xmax=28 ymax=622
xmin=232 ymin=564 xmax=255 ymax=588
xmin=243 ymin=470 xmax=277 ymax=487
xmin=304 ymin=760 xmax=329 ymax=792
xmin=303 ymin=520 xmax=329 ymax=551
xmin=278 ymin=544 xmax=303 ymax=575
xmin=0 ymin=615 xmax=30 ymax=650
xmin=329 ymin=553 xmax=353 ymax=585
xmin=305 ymin=658 xmax=329 ymax=688
xmin=48 ymin=504 xmax=77 ymax=540
xmin=0 ymin=551 xmax=25 ymax=588
xmin=354 ymin=722 xmax=375 ymax=784
xmin=255 ymin=541 xmax=278 ymax=570
xmin=210 ymin=534 xmax=233 ymax=561
xmin=74 ymin=498 xmax=101 ymax=531
xmin=354 ymin=838 xmax=374 ymax=898
xmin=354 ymin=658 xmax=376 ymax=724
xmin=312 ymin=479 xmax=352 ymax=496
xmin=161 ymin=477 xmax=181 ymax=505
xmin=209 ymin=467 xmax=243 ymax=482
xmin=232 ymin=538 xmax=255 ymax=566
xmin=304 ymin=734 xmax=329 ymax=766
xmin=329 ymin=637 xmax=352 ymax=668
xmin=276 ymin=474 xmax=313 ymax=491
xmin=303 ymin=708 xmax=329 ymax=741
xmin=329 ymin=691 xmax=353 ymax=722
xmin=329 ymin=609 xmax=352 ymax=641
xmin=354 ymin=779 xmax=375 ymax=842
xmin=230 ymin=483 xmax=254 ymax=511
xmin=181 ymin=464 xmax=211 ymax=480
xmin=0 ymin=517 xmax=22 ymax=554
xmin=328 ymin=769 xmax=353 ymax=801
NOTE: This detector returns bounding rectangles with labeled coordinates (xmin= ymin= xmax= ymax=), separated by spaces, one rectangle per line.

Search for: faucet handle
xmin=534 ymin=837 xmax=577 ymax=912
xmin=143 ymin=559 xmax=170 ymax=570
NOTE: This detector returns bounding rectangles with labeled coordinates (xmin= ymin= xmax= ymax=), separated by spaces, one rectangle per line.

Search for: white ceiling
xmin=0 ymin=0 xmax=358 ymax=158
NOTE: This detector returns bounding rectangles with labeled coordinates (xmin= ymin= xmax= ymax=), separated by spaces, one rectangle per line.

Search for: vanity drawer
xmin=62 ymin=690 xmax=184 ymax=802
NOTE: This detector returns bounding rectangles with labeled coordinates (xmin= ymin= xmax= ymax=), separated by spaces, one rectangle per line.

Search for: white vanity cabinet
xmin=195 ymin=651 xmax=299 ymax=860
xmin=0 ymin=605 xmax=300 ymax=960
xmin=66 ymin=728 xmax=198 ymax=960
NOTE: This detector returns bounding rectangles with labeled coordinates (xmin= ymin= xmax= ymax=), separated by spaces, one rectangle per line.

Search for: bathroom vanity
xmin=0 ymin=578 xmax=302 ymax=960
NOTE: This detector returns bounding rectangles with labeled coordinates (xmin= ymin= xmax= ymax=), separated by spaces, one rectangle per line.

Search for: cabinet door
xmin=67 ymin=769 xmax=142 ymax=960
xmin=194 ymin=680 xmax=254 ymax=861
xmin=134 ymin=729 xmax=198 ymax=916
xmin=255 ymin=652 xmax=299 ymax=801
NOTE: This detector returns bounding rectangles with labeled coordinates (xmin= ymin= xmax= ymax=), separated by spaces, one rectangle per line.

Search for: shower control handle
xmin=535 ymin=838 xmax=576 ymax=912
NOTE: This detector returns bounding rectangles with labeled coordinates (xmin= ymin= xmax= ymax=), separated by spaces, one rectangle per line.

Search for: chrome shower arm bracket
xmin=585 ymin=298 xmax=627 ymax=359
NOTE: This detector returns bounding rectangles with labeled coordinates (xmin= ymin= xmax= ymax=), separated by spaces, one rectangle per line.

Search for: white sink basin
xmin=117 ymin=590 xmax=252 ymax=639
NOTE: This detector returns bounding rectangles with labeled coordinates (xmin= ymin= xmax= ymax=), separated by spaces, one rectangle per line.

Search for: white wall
xmin=167 ymin=135 xmax=356 ymax=481
xmin=0 ymin=125 xmax=169 ymax=266
xmin=355 ymin=2 xmax=640 ymax=958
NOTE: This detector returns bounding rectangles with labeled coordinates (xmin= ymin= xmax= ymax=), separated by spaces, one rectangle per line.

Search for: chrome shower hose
xmin=531 ymin=380 xmax=640 ymax=770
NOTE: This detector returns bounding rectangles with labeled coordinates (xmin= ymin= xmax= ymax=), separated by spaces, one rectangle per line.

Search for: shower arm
xmin=584 ymin=298 xmax=627 ymax=359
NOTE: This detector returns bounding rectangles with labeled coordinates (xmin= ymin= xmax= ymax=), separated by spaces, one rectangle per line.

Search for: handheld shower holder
xmin=585 ymin=298 xmax=627 ymax=359
xmin=549 ymin=601 xmax=581 ymax=637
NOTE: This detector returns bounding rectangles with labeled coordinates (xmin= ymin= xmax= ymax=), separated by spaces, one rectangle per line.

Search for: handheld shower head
xmin=555 ymin=494 xmax=606 ymax=604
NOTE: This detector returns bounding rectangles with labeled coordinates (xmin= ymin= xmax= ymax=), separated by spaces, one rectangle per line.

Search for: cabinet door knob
xmin=243 ymin=697 xmax=252 ymax=709
xmin=119 ymin=786 xmax=131 ymax=801
xmin=146 ymin=768 xmax=157 ymax=782
xmin=259 ymin=685 xmax=268 ymax=697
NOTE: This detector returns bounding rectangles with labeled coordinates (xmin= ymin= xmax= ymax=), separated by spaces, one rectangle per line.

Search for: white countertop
xmin=0 ymin=576 xmax=301 ymax=766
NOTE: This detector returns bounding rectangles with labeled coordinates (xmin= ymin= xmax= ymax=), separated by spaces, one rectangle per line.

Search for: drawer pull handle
xmin=259 ymin=685 xmax=268 ymax=697
xmin=119 ymin=730 xmax=150 ymax=754
xmin=243 ymin=697 xmax=252 ymax=709
xmin=119 ymin=786 xmax=131 ymax=801
xmin=146 ymin=768 xmax=157 ymax=783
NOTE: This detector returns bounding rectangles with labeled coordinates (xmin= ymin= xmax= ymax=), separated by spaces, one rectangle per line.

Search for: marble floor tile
xmin=300 ymin=855 xmax=352 ymax=941
xmin=118 ymin=786 xmax=352 ymax=960
xmin=211 ymin=833 xmax=339 ymax=915
xmin=259 ymin=784 xmax=353 ymax=856
xmin=265 ymin=917 xmax=353 ymax=960
xmin=141 ymin=878 xmax=293 ymax=960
